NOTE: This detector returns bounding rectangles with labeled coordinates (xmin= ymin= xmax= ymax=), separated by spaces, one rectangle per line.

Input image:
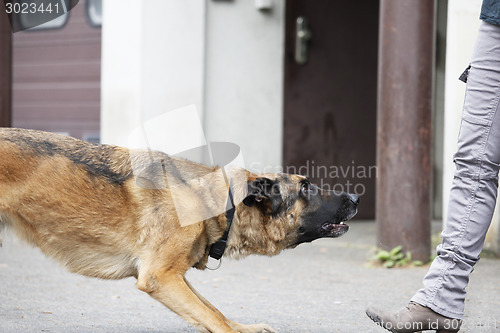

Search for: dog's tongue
xmin=321 ymin=222 xmax=347 ymax=232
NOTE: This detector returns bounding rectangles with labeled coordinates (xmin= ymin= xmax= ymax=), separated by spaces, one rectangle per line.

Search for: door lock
xmin=295 ymin=16 xmax=312 ymax=65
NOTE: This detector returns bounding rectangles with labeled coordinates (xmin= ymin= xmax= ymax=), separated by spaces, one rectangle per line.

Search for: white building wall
xmin=100 ymin=0 xmax=143 ymax=146
xmin=101 ymin=0 xmax=206 ymax=148
xmin=203 ymin=0 xmax=285 ymax=173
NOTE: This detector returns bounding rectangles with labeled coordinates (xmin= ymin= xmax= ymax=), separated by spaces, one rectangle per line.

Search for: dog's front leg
xmin=137 ymin=271 xmax=236 ymax=333
xmin=184 ymin=278 xmax=276 ymax=333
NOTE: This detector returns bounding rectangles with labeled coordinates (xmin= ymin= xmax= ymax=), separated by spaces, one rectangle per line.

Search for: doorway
xmin=283 ymin=0 xmax=379 ymax=219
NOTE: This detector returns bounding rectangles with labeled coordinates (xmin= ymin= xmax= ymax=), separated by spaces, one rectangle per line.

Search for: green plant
xmin=374 ymin=246 xmax=425 ymax=268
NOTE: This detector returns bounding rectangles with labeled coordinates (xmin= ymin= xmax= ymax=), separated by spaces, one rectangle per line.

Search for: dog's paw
xmin=235 ymin=323 xmax=276 ymax=333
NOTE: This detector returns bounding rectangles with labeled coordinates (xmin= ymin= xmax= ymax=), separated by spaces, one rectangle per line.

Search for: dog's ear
xmin=243 ymin=177 xmax=282 ymax=214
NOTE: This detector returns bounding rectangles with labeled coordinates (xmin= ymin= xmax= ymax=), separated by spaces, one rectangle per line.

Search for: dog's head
xmin=229 ymin=173 xmax=359 ymax=257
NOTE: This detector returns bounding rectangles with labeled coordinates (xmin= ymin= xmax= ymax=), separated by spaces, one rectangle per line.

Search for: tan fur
xmin=0 ymin=128 xmax=347 ymax=333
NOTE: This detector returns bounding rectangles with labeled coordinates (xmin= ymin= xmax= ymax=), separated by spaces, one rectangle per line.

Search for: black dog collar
xmin=208 ymin=184 xmax=235 ymax=261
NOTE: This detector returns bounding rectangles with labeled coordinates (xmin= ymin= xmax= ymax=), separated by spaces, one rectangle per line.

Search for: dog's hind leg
xmin=137 ymin=270 xmax=237 ymax=333
xmin=184 ymin=278 xmax=276 ymax=333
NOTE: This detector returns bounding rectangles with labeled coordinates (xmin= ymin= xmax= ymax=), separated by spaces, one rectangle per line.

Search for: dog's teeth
xmin=340 ymin=222 xmax=344 ymax=225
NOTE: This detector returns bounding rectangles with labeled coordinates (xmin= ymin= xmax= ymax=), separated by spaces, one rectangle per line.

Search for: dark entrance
xmin=283 ymin=0 xmax=379 ymax=219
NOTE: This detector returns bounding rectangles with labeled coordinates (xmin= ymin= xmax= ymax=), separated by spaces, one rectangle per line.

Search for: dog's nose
xmin=346 ymin=193 xmax=360 ymax=206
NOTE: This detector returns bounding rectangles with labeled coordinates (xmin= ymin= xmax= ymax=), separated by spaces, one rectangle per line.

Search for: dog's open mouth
xmin=321 ymin=221 xmax=349 ymax=237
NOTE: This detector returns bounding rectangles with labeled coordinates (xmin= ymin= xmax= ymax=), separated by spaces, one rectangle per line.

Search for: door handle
xmin=295 ymin=16 xmax=312 ymax=65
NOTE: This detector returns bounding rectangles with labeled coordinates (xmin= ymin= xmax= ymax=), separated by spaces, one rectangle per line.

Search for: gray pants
xmin=412 ymin=21 xmax=500 ymax=320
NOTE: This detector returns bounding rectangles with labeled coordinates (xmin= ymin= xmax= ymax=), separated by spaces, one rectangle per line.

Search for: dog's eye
xmin=301 ymin=183 xmax=310 ymax=195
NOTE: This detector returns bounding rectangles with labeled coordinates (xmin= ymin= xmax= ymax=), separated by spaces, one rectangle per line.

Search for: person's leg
xmin=412 ymin=20 xmax=500 ymax=320
xmin=366 ymin=21 xmax=500 ymax=332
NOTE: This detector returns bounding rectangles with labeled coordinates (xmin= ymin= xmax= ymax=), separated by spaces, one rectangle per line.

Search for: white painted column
xmin=101 ymin=0 xmax=206 ymax=148
xmin=443 ymin=0 xmax=500 ymax=253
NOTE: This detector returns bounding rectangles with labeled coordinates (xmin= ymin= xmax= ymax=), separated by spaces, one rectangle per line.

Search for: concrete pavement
xmin=1 ymin=221 xmax=499 ymax=332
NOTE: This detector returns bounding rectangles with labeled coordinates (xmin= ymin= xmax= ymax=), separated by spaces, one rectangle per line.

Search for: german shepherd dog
xmin=0 ymin=128 xmax=359 ymax=333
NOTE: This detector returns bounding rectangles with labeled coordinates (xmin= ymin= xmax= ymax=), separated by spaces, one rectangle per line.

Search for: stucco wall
xmin=203 ymin=0 xmax=285 ymax=173
xmin=101 ymin=0 xmax=285 ymax=173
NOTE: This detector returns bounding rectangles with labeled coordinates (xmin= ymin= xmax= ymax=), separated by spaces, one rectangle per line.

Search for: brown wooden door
xmin=283 ymin=0 xmax=379 ymax=219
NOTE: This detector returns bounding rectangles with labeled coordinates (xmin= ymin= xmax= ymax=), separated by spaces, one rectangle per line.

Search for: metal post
xmin=376 ymin=0 xmax=435 ymax=261
xmin=0 ymin=8 xmax=12 ymax=127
